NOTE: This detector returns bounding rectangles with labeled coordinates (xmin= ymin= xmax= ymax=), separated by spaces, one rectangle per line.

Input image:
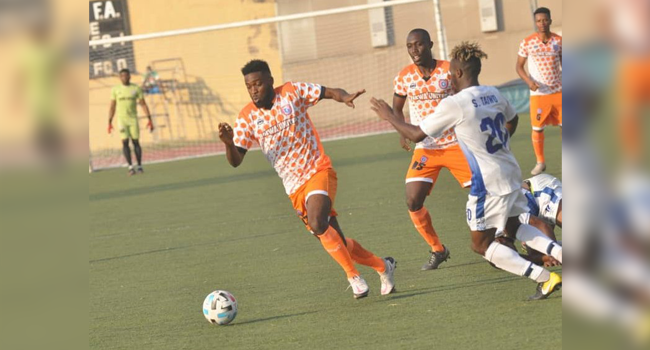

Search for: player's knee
xmin=122 ymin=139 xmax=129 ymax=148
xmin=470 ymin=239 xmax=490 ymax=256
xmin=406 ymin=196 xmax=424 ymax=212
xmin=309 ymin=217 xmax=329 ymax=235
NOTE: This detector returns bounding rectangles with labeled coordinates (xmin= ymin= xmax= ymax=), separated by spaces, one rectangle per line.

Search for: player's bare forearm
xmin=390 ymin=118 xmax=426 ymax=143
xmin=140 ymin=100 xmax=152 ymax=119
xmin=324 ymin=87 xmax=366 ymax=108
xmin=515 ymin=57 xmax=536 ymax=88
xmin=506 ymin=115 xmax=519 ymax=137
xmin=224 ymin=143 xmax=246 ymax=168
xmin=108 ymin=101 xmax=116 ymax=124
xmin=371 ymin=97 xmax=426 ymax=142
xmin=392 ymin=95 xmax=408 ymax=122
xmin=218 ymin=122 xmax=246 ymax=167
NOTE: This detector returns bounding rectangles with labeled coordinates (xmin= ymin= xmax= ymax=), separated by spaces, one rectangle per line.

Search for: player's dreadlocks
xmin=449 ymin=41 xmax=488 ymax=77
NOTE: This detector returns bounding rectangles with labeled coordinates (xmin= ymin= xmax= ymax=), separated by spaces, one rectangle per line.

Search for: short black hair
xmin=119 ymin=68 xmax=130 ymax=74
xmin=534 ymin=7 xmax=551 ymax=18
xmin=408 ymin=28 xmax=431 ymax=43
xmin=241 ymin=59 xmax=271 ymax=76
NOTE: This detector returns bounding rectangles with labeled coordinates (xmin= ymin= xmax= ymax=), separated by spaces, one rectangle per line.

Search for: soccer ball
xmin=202 ymin=290 xmax=238 ymax=325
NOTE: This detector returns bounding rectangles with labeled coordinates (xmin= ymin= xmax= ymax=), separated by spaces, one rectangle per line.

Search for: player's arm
xmin=515 ymin=56 xmax=538 ymax=91
xmin=505 ymin=115 xmax=519 ymax=137
xmin=370 ymin=98 xmax=427 ymax=142
xmin=108 ymin=100 xmax=116 ymax=133
xmin=322 ymin=87 xmax=366 ymax=108
xmin=218 ymin=123 xmax=247 ymax=167
xmin=392 ymin=94 xmax=412 ymax=151
xmin=138 ymin=98 xmax=154 ymax=131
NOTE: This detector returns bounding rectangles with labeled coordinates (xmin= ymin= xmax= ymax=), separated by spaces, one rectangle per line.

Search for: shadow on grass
xmin=229 ymin=311 xmax=318 ymax=326
xmin=90 ymin=231 xmax=287 ymax=264
xmin=380 ymin=275 xmax=521 ymax=301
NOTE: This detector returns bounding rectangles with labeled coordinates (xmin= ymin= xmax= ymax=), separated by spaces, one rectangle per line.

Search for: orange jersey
xmin=393 ymin=61 xmax=455 ymax=150
xmin=233 ymin=82 xmax=332 ymax=195
xmin=518 ymin=33 xmax=562 ymax=96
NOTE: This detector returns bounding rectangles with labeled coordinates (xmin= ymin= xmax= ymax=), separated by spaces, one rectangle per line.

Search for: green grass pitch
xmin=90 ymin=115 xmax=561 ymax=349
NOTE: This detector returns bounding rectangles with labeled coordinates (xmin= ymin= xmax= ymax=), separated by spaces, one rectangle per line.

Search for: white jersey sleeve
xmin=419 ymin=97 xmax=463 ymax=138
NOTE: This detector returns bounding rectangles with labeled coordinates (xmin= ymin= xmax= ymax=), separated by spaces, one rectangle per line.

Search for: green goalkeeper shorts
xmin=118 ymin=120 xmax=140 ymax=140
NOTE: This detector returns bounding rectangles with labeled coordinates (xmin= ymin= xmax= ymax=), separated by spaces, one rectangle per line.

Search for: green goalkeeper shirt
xmin=111 ymin=84 xmax=143 ymax=123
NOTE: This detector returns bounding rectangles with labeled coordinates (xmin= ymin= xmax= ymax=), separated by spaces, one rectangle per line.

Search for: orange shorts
xmin=289 ymin=168 xmax=338 ymax=231
xmin=530 ymin=92 xmax=562 ymax=131
xmin=405 ymin=145 xmax=472 ymax=192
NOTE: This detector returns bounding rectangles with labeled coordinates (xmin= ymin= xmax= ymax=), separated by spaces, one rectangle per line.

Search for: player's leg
xmin=507 ymin=215 xmax=562 ymax=264
xmin=530 ymin=95 xmax=547 ymax=175
xmin=307 ymin=193 xmax=368 ymax=298
xmin=515 ymin=213 xmax=560 ymax=267
xmin=467 ymin=192 xmax=561 ymax=299
xmin=120 ymin=124 xmax=135 ymax=175
xmin=505 ymin=191 xmax=563 ymax=264
xmin=405 ymin=150 xmax=449 ymax=270
xmin=132 ymin=139 xmax=143 ymax=172
xmin=330 ymin=217 xmax=396 ymax=295
xmin=130 ymin=122 xmax=143 ymax=173
xmin=329 ymin=217 xmax=386 ymax=272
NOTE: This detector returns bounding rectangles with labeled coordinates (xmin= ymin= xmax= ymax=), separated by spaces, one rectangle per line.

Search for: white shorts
xmin=535 ymin=187 xmax=562 ymax=225
xmin=466 ymin=190 xmax=529 ymax=234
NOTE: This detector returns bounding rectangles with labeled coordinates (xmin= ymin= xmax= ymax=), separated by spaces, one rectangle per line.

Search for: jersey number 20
xmin=480 ymin=113 xmax=509 ymax=154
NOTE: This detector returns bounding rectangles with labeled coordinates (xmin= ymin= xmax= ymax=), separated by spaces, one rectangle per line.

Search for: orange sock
xmin=409 ymin=207 xmax=444 ymax=252
xmin=532 ymin=131 xmax=545 ymax=163
xmin=318 ymin=226 xmax=359 ymax=278
xmin=345 ymin=238 xmax=385 ymax=273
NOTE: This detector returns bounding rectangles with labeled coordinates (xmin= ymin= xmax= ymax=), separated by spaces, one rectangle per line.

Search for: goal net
xmin=89 ymin=0 xmax=439 ymax=170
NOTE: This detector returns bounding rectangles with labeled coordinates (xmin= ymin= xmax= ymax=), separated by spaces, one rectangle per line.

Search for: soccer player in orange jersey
xmin=218 ymin=60 xmax=396 ymax=299
xmin=516 ymin=7 xmax=562 ymax=175
xmin=392 ymin=29 xmax=471 ymax=270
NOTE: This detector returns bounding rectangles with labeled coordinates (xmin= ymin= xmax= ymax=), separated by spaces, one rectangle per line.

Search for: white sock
xmin=484 ymin=241 xmax=550 ymax=283
xmin=515 ymin=224 xmax=563 ymax=264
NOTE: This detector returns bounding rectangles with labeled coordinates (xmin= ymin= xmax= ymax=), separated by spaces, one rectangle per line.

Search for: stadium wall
xmin=89 ymin=0 xmax=281 ymax=158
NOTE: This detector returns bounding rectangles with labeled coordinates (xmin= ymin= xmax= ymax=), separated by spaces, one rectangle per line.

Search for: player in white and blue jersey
xmin=522 ymin=174 xmax=563 ymax=227
xmin=371 ymin=42 xmax=563 ymax=300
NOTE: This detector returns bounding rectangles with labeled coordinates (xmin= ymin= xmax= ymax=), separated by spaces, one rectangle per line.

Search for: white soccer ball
xmin=202 ymin=290 xmax=238 ymax=325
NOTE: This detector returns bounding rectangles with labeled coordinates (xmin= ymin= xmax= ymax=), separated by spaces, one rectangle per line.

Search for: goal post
xmin=89 ymin=0 xmax=441 ymax=170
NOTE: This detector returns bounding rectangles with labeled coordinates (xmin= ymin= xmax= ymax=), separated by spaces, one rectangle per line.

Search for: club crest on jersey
xmin=553 ymin=44 xmax=559 ymax=52
xmin=439 ymin=79 xmax=449 ymax=89
xmin=281 ymin=105 xmax=293 ymax=116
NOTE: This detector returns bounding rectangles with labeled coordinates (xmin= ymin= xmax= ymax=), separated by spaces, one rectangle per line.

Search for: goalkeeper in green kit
xmin=108 ymin=68 xmax=154 ymax=175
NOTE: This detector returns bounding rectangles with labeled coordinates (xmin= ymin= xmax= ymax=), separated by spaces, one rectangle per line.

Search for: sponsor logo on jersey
xmin=281 ymin=104 xmax=292 ymax=115
xmin=411 ymin=92 xmax=449 ymax=101
xmin=409 ymin=83 xmax=417 ymax=89
xmin=256 ymin=118 xmax=264 ymax=125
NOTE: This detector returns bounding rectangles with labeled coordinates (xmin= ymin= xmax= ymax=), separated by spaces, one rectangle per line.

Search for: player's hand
xmin=369 ymin=97 xmax=395 ymax=122
xmin=218 ymin=122 xmax=234 ymax=146
xmin=147 ymin=119 xmax=155 ymax=132
xmin=542 ymin=255 xmax=561 ymax=267
xmin=528 ymin=81 xmax=539 ymax=91
xmin=343 ymin=89 xmax=366 ymax=108
xmin=108 ymin=124 xmax=114 ymax=134
xmin=399 ymin=136 xmax=412 ymax=152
